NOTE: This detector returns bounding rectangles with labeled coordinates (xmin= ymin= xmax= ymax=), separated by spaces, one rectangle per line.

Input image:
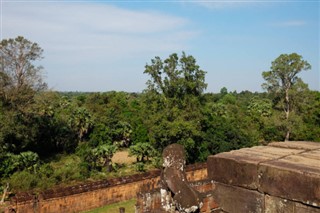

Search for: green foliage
xmin=0 ymin=151 xmax=39 ymax=178
xmin=247 ymin=97 xmax=272 ymax=118
xmin=17 ymin=151 xmax=40 ymax=173
xmin=5 ymin=156 xmax=84 ymax=192
xmin=135 ymin=162 xmax=145 ymax=172
xmin=89 ymin=123 xmax=112 ymax=147
xmin=78 ymin=144 xmax=118 ymax=173
xmin=8 ymin=170 xmax=39 ymax=192
xmin=142 ymin=52 xmax=206 ymax=162
xmin=0 ymin=36 xmax=47 ymax=109
xmin=262 ymin=53 xmax=311 ymax=141
xmin=262 ymin=53 xmax=311 ymax=94
xmin=200 ymin=114 xmax=257 ymax=161
xmin=129 ymin=142 xmax=157 ymax=163
xmin=151 ymin=156 xmax=163 ymax=169
xmin=69 ymin=107 xmax=93 ymax=141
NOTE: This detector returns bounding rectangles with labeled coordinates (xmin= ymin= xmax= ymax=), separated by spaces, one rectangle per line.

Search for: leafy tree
xmin=262 ymin=53 xmax=311 ymax=141
xmin=144 ymin=52 xmax=207 ymax=102
xmin=92 ymin=144 xmax=118 ymax=172
xmin=89 ymin=123 xmax=112 ymax=147
xmin=0 ymin=36 xmax=47 ymax=109
xmin=16 ymin=151 xmax=40 ymax=173
xmin=129 ymin=142 xmax=157 ymax=163
xmin=247 ymin=97 xmax=272 ymax=118
xmin=69 ymin=107 xmax=93 ymax=142
xmin=111 ymin=121 xmax=132 ymax=147
xmin=142 ymin=52 xmax=207 ymax=162
xmin=0 ymin=151 xmax=39 ymax=177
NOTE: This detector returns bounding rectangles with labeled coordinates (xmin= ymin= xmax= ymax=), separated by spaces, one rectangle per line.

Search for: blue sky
xmin=1 ymin=1 xmax=319 ymax=92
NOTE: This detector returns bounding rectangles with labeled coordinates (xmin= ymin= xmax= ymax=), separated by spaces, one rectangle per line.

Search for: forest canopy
xmin=1 ymin=36 xmax=319 ymax=193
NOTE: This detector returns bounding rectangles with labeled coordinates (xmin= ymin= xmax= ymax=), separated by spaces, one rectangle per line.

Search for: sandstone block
xmin=200 ymin=196 xmax=219 ymax=213
xmin=268 ymin=141 xmax=320 ymax=151
xmin=212 ymin=182 xmax=264 ymax=213
xmin=207 ymin=146 xmax=302 ymax=189
xmin=265 ymin=195 xmax=320 ymax=213
xmin=259 ymin=150 xmax=320 ymax=207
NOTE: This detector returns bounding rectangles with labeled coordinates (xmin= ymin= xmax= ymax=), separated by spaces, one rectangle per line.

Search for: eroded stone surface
xmin=265 ymin=195 xmax=320 ymax=213
xmin=268 ymin=141 xmax=320 ymax=150
xmin=207 ymin=146 xmax=303 ymax=189
xmin=258 ymin=153 xmax=320 ymax=207
xmin=208 ymin=141 xmax=320 ymax=210
xmin=161 ymin=144 xmax=203 ymax=212
xmin=212 ymin=182 xmax=264 ymax=213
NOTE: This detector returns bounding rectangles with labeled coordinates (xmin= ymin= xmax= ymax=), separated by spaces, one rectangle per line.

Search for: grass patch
xmin=83 ymin=199 xmax=136 ymax=213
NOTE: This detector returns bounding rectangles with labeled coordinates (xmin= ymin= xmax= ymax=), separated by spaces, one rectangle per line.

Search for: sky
xmin=1 ymin=0 xmax=319 ymax=93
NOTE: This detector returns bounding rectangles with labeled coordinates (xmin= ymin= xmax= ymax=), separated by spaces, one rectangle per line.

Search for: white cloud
xmin=1 ymin=2 xmax=198 ymax=91
xmin=2 ymin=2 xmax=195 ymax=53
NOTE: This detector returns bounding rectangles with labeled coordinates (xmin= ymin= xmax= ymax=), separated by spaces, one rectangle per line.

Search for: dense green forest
xmin=0 ymin=37 xmax=319 ymax=195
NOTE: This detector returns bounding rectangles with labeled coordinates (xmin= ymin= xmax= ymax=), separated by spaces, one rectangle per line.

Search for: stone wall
xmin=136 ymin=141 xmax=320 ymax=213
xmin=5 ymin=163 xmax=207 ymax=213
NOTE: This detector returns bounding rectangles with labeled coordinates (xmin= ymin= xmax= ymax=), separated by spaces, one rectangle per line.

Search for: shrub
xmin=135 ymin=162 xmax=145 ymax=172
xmin=8 ymin=170 xmax=38 ymax=192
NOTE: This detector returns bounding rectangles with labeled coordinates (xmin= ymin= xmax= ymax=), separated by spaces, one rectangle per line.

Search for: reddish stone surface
xmin=200 ymin=196 xmax=219 ymax=213
xmin=7 ymin=164 xmax=207 ymax=213
xmin=136 ymin=180 xmax=219 ymax=213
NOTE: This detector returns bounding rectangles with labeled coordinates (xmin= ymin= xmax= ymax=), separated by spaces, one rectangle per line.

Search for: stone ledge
xmin=212 ymin=182 xmax=264 ymax=213
xmin=258 ymin=150 xmax=320 ymax=207
xmin=207 ymin=145 xmax=304 ymax=189
xmin=207 ymin=142 xmax=320 ymax=209
xmin=265 ymin=195 xmax=320 ymax=213
xmin=268 ymin=141 xmax=320 ymax=151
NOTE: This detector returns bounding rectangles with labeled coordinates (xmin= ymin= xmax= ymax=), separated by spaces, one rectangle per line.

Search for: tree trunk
xmin=105 ymin=158 xmax=113 ymax=172
xmin=284 ymin=87 xmax=290 ymax=141
xmin=285 ymin=130 xmax=290 ymax=142
xmin=0 ymin=183 xmax=9 ymax=204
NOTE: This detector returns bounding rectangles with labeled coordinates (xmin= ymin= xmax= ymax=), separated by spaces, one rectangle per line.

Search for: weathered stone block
xmin=212 ymin=182 xmax=264 ymax=213
xmin=265 ymin=195 xmax=320 ymax=213
xmin=207 ymin=146 xmax=302 ymax=189
xmin=200 ymin=196 xmax=219 ymax=213
xmin=268 ymin=141 xmax=320 ymax=151
xmin=259 ymin=150 xmax=320 ymax=207
xmin=190 ymin=180 xmax=214 ymax=193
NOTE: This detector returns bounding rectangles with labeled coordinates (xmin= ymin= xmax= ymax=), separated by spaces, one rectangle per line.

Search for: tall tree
xmin=262 ymin=53 xmax=311 ymax=141
xmin=143 ymin=52 xmax=207 ymax=162
xmin=0 ymin=36 xmax=47 ymax=109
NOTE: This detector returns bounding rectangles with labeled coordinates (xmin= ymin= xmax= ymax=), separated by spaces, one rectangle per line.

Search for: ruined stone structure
xmin=136 ymin=141 xmax=320 ymax=213
xmin=5 ymin=141 xmax=320 ymax=213
xmin=160 ymin=144 xmax=203 ymax=212
xmin=4 ymin=163 xmax=207 ymax=213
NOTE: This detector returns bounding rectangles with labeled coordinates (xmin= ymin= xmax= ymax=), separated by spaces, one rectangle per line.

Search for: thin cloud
xmin=273 ymin=20 xmax=307 ymax=27
xmin=186 ymin=1 xmax=263 ymax=9
xmin=2 ymin=2 xmax=193 ymax=52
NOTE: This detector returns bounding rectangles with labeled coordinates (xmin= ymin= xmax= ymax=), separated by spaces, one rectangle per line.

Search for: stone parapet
xmin=137 ymin=141 xmax=320 ymax=212
xmin=6 ymin=163 xmax=207 ymax=213
xmin=207 ymin=141 xmax=320 ymax=212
